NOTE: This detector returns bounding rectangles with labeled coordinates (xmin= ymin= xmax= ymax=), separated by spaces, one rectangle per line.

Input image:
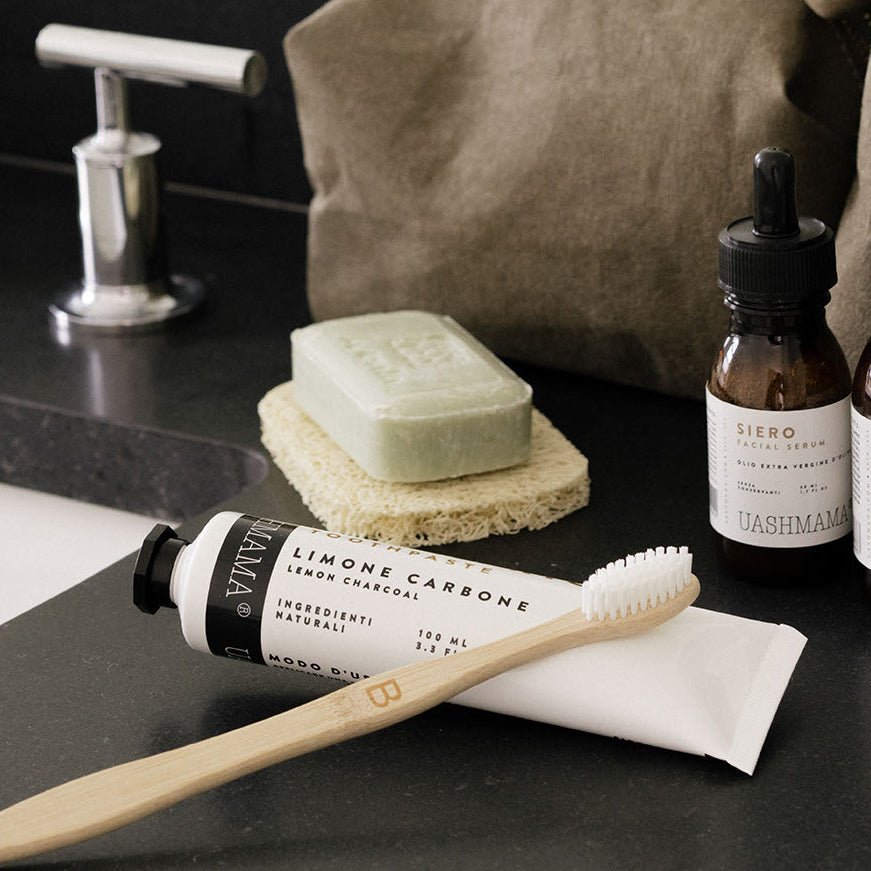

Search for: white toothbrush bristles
xmin=579 ymin=546 xmax=693 ymax=621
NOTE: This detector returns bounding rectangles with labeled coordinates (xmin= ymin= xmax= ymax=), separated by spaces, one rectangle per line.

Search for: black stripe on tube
xmin=205 ymin=514 xmax=294 ymax=665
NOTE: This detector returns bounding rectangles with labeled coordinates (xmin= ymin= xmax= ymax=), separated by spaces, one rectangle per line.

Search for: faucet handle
xmin=35 ymin=25 xmax=267 ymax=332
xmin=36 ymin=24 xmax=266 ymax=96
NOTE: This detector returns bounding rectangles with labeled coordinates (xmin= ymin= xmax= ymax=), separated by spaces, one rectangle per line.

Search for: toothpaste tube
xmin=133 ymin=512 xmax=806 ymax=774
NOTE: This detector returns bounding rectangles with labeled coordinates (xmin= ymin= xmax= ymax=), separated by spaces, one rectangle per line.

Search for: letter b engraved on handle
xmin=366 ymin=679 xmax=403 ymax=707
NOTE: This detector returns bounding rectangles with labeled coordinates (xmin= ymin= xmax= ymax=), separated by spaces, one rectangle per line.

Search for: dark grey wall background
xmin=0 ymin=1 xmax=329 ymax=206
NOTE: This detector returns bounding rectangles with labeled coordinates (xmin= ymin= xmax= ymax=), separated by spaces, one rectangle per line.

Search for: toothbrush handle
xmin=0 ymin=577 xmax=698 ymax=862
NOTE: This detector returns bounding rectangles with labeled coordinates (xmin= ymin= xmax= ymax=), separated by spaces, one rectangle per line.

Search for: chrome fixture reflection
xmin=35 ymin=24 xmax=267 ymax=331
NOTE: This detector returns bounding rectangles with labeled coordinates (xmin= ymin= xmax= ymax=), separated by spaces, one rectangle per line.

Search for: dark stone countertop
xmin=0 ymin=163 xmax=869 ymax=870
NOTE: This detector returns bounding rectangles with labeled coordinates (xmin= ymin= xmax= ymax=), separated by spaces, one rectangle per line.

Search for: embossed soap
xmin=291 ymin=311 xmax=532 ymax=482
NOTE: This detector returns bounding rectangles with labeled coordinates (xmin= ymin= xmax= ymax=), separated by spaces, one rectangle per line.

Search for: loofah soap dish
xmin=258 ymin=381 xmax=590 ymax=547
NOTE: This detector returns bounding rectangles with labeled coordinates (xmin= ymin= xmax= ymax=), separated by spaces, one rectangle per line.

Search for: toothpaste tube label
xmin=204 ymin=517 xmax=580 ymax=682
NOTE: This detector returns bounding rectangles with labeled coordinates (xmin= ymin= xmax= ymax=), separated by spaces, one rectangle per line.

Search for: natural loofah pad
xmin=258 ymin=381 xmax=589 ymax=547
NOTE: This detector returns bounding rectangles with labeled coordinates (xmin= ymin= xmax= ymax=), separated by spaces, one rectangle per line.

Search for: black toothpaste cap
xmin=718 ymin=147 xmax=837 ymax=308
xmin=133 ymin=523 xmax=188 ymax=614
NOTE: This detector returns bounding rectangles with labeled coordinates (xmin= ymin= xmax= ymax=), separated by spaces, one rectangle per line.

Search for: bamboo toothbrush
xmin=0 ymin=546 xmax=698 ymax=862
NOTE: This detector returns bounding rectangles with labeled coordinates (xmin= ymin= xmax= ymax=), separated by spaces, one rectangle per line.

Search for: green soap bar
xmin=291 ymin=311 xmax=533 ymax=482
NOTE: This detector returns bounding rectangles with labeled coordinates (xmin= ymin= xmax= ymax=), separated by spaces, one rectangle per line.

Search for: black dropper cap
xmin=718 ymin=147 xmax=836 ymax=308
xmin=133 ymin=523 xmax=188 ymax=614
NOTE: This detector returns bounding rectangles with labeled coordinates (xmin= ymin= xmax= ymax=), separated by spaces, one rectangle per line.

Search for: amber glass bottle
xmin=706 ymin=148 xmax=852 ymax=584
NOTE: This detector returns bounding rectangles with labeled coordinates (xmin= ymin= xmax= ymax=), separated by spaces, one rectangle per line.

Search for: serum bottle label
xmin=851 ymin=405 xmax=871 ymax=569
xmin=706 ymin=389 xmax=851 ymax=548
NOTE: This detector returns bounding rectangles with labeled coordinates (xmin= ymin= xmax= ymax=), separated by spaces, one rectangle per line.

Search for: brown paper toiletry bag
xmin=285 ymin=0 xmax=871 ymax=398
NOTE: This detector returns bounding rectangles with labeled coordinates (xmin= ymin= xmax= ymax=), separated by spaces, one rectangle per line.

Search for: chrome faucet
xmin=35 ymin=24 xmax=267 ymax=331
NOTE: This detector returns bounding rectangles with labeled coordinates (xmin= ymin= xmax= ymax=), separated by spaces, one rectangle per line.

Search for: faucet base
xmin=49 ymin=275 xmax=205 ymax=333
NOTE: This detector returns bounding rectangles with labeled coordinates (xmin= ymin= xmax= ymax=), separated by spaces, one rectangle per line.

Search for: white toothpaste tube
xmin=133 ymin=512 xmax=807 ymax=774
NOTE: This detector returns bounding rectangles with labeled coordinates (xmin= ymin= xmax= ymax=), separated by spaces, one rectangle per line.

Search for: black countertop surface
xmin=1 ymin=164 xmax=869 ymax=870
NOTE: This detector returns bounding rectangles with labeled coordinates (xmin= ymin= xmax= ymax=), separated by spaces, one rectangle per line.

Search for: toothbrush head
xmin=580 ymin=546 xmax=694 ymax=622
